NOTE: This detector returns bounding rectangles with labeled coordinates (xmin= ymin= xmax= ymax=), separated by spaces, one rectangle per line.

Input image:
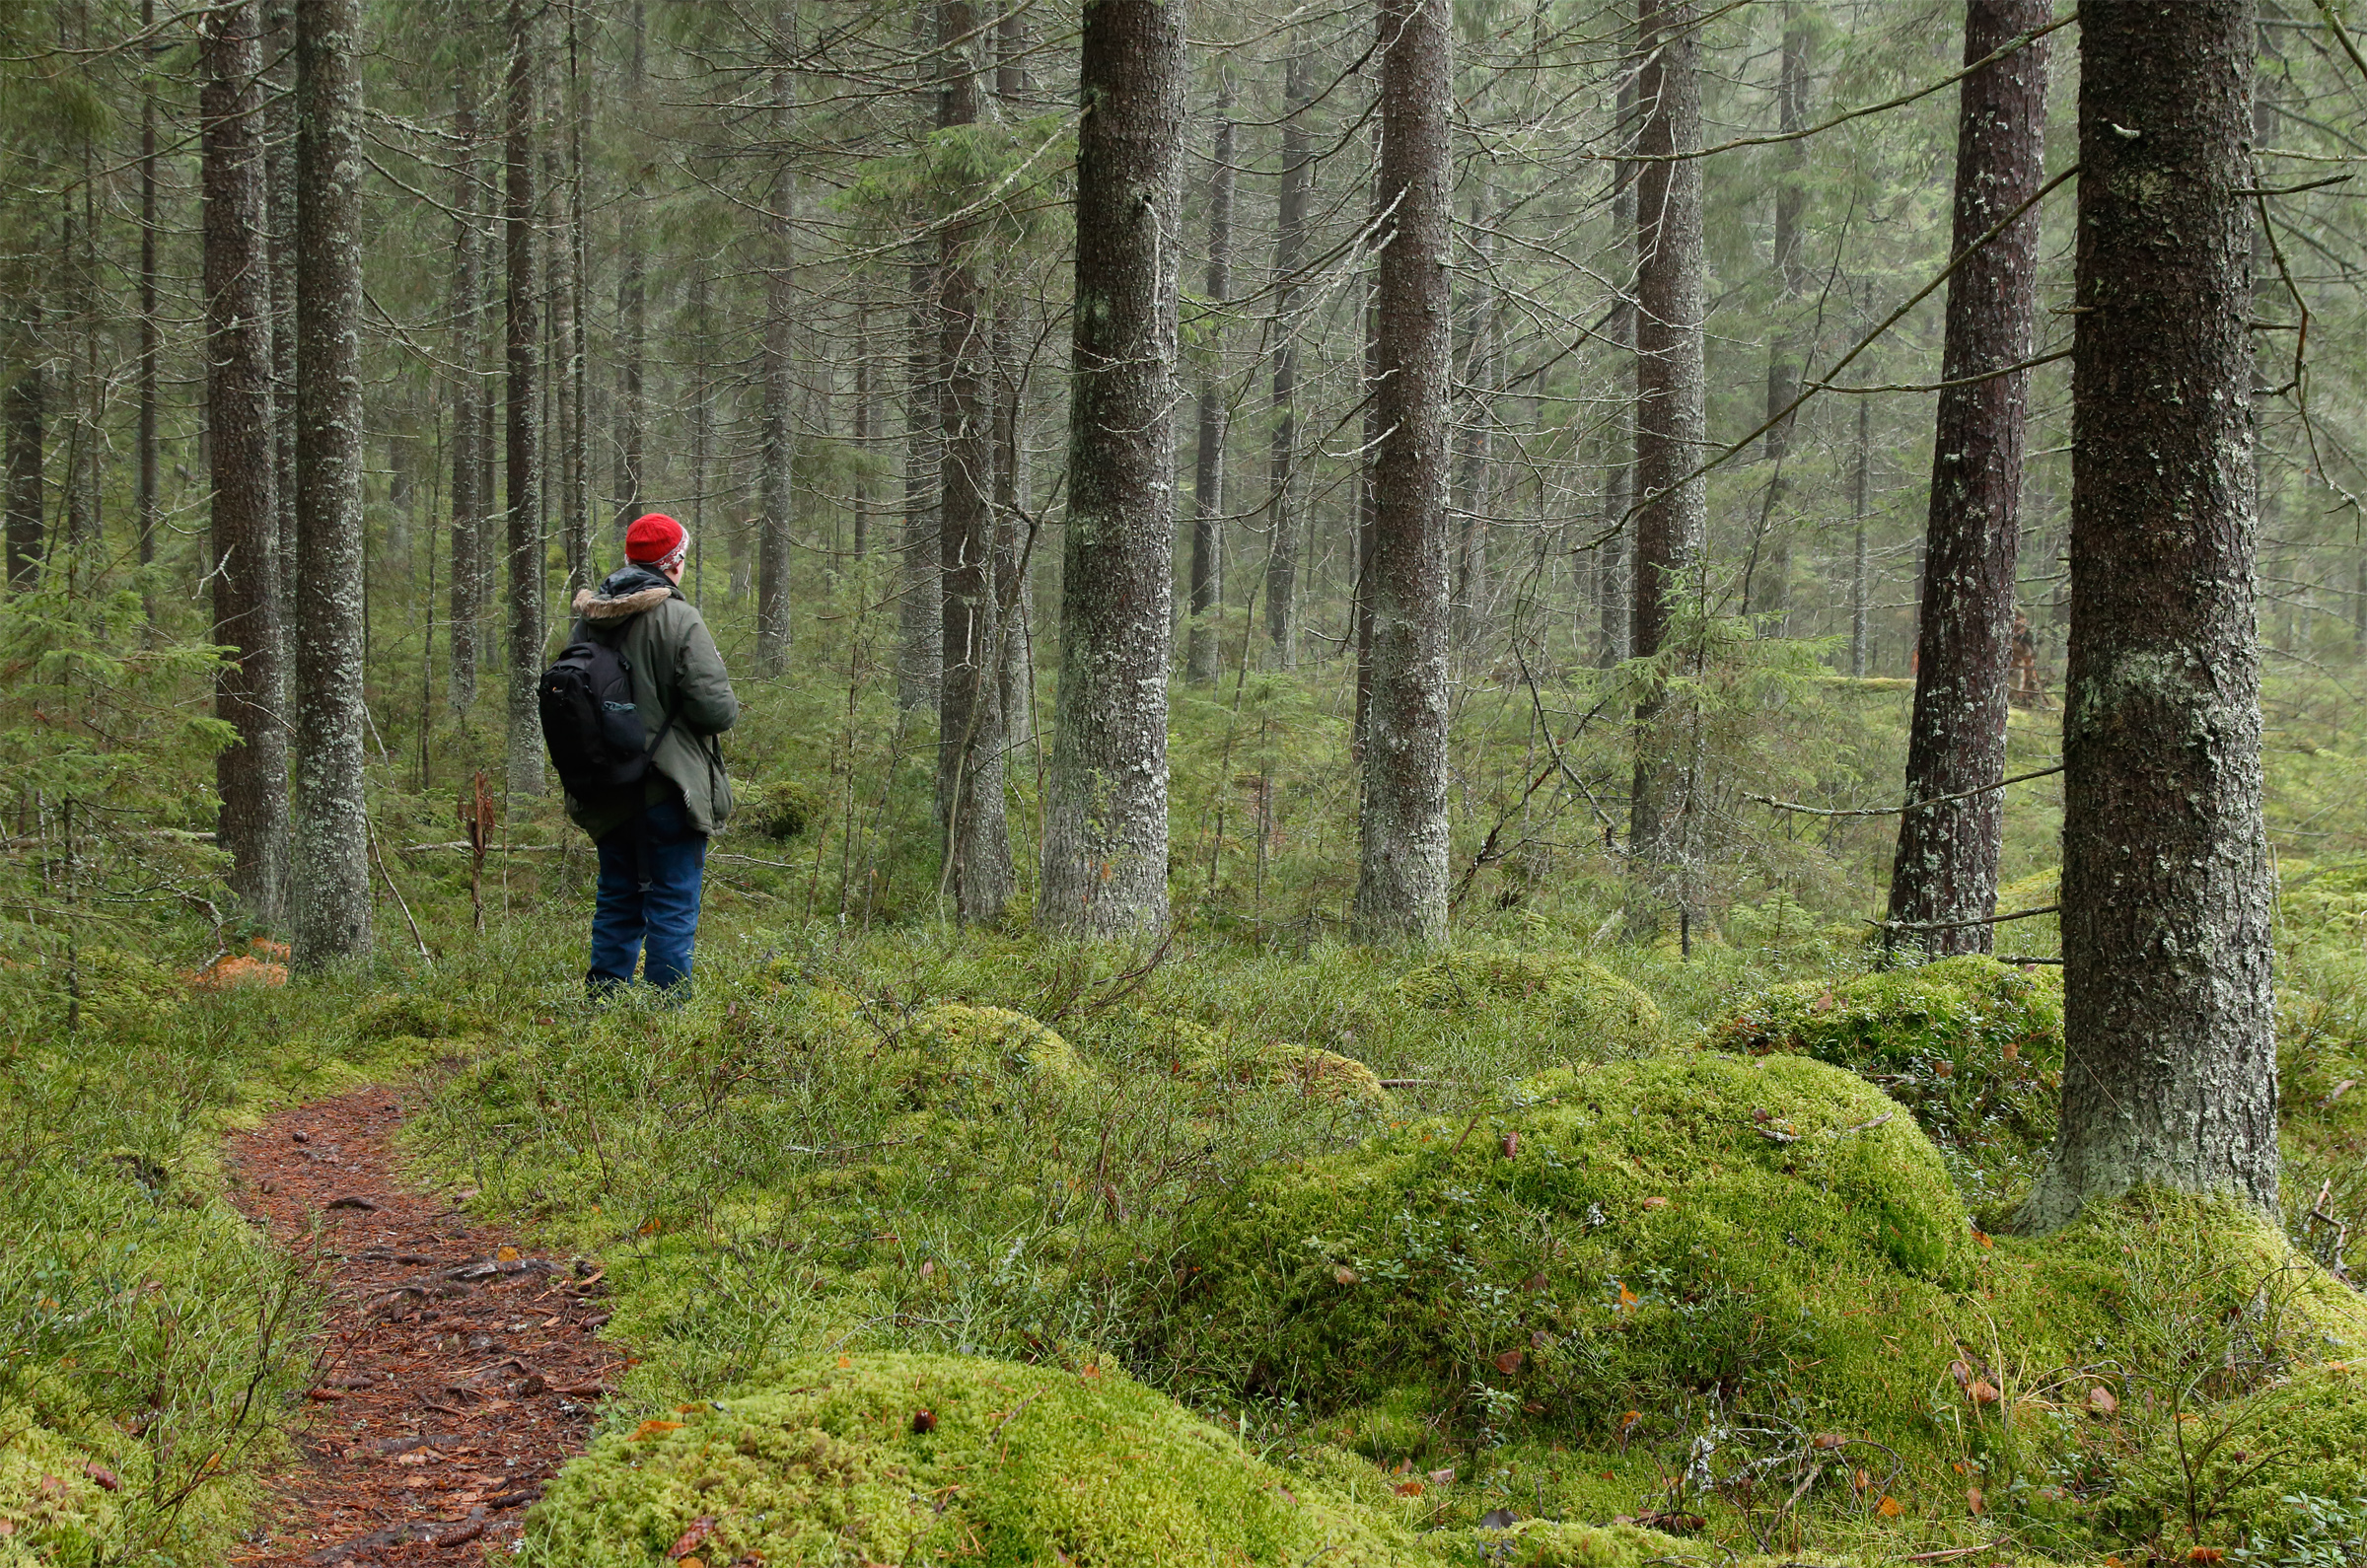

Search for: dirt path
xmin=225 ymin=1087 xmax=618 ymax=1565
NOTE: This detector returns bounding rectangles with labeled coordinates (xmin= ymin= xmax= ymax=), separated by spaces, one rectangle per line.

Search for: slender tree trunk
xmin=1625 ymin=0 xmax=1708 ymax=936
xmin=1596 ymin=67 xmax=1636 ymax=668
xmin=290 ymin=0 xmax=372 ymax=963
xmin=2021 ymin=0 xmax=2276 ymax=1232
xmin=898 ymin=245 xmax=943 ymax=709
xmin=567 ymin=17 xmax=590 ymax=592
xmin=138 ymin=0 xmax=160 ymax=609
xmin=1885 ymin=0 xmax=2050 ymax=957
xmin=6 ymin=307 xmax=42 ymax=590
xmin=1352 ymin=0 xmax=1452 ymax=946
xmin=448 ymin=80 xmax=481 ymax=714
xmin=1850 ymin=384 xmax=1870 ymax=676
xmin=1453 ymin=191 xmax=1494 ymax=647
xmin=201 ymin=0 xmax=288 ymax=924
xmin=851 ymin=306 xmax=871 ymax=561
xmin=1186 ymin=73 xmax=1234 ymax=686
xmin=755 ymin=44 xmax=796 ymax=676
xmin=1263 ymin=35 xmax=1310 ymax=668
xmin=612 ymin=0 xmax=647 ymax=537
xmin=549 ymin=28 xmax=586 ymax=598
xmin=1748 ymin=6 xmax=1810 ymax=626
xmin=936 ymin=0 xmax=1012 ymax=924
xmin=502 ymin=0 xmax=543 ymax=795
xmin=1040 ymin=0 xmax=1184 ymax=939
xmin=991 ymin=9 xmax=1035 ymax=757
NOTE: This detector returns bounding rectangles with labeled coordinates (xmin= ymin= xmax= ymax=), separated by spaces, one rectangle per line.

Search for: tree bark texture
xmin=756 ymin=52 xmax=796 ymax=676
xmin=265 ymin=4 xmax=298 ymax=637
xmin=1352 ymin=0 xmax=1452 ymax=947
xmin=1040 ymin=0 xmax=1184 ymax=939
xmin=139 ymin=0 xmax=160 ymax=594
xmin=899 ymin=247 xmax=943 ymax=710
xmin=2022 ymin=0 xmax=2278 ymax=1231
xmin=1595 ymin=64 xmax=1637 ymax=668
xmin=1186 ymin=73 xmax=1234 ymax=687
xmin=448 ymin=79 xmax=482 ymax=714
xmin=1625 ymin=0 xmax=1708 ymax=934
xmin=201 ymin=0 xmax=289 ymax=924
xmin=503 ymin=0 xmax=544 ymax=796
xmin=1263 ymin=36 xmax=1310 ymax=668
xmin=291 ymin=0 xmax=372 ymax=963
xmin=935 ymin=0 xmax=1013 ymax=924
xmin=1886 ymin=0 xmax=2050 ymax=958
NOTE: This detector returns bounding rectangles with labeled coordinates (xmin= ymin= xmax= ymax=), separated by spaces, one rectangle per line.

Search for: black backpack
xmin=538 ymin=623 xmax=677 ymax=802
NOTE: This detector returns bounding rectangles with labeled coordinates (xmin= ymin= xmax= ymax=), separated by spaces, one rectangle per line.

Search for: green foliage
xmin=1705 ymin=955 xmax=2064 ymax=1202
xmin=1396 ymin=951 xmax=1666 ymax=1054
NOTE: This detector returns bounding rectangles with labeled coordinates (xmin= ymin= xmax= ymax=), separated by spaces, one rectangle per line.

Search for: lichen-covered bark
xmin=1886 ymin=0 xmax=2051 ymax=959
xmin=1625 ymin=0 xmax=1707 ymax=937
xmin=502 ymin=0 xmax=544 ymax=797
xmin=1351 ymin=0 xmax=1452 ymax=947
xmin=935 ymin=0 xmax=1012 ymax=925
xmin=201 ymin=0 xmax=288 ymax=924
xmin=1262 ymin=36 xmax=1310 ymax=669
xmin=2021 ymin=0 xmax=2277 ymax=1231
xmin=1185 ymin=76 xmax=1234 ymax=688
xmin=1039 ymin=0 xmax=1184 ymax=939
xmin=756 ymin=48 xmax=796 ymax=677
xmin=291 ymin=0 xmax=372 ymax=964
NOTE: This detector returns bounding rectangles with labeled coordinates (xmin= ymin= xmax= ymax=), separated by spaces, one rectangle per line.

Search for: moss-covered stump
xmin=1161 ymin=1053 xmax=1972 ymax=1445
xmin=514 ymin=1352 xmax=1412 ymax=1567
xmin=1396 ymin=952 xmax=1663 ymax=1054
xmin=1705 ymin=955 xmax=2061 ymax=1198
xmin=881 ymin=1005 xmax=1093 ymax=1115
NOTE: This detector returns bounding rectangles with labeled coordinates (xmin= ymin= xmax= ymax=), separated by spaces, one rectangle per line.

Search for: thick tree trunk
xmin=447 ymin=80 xmax=482 ymax=715
xmin=1263 ymin=36 xmax=1310 ymax=668
xmin=1352 ymin=0 xmax=1452 ymax=946
xmin=2021 ymin=0 xmax=2277 ymax=1231
xmin=4 ymin=313 xmax=40 ymax=590
xmin=290 ymin=0 xmax=372 ymax=964
xmin=1885 ymin=0 xmax=2050 ymax=958
xmin=755 ymin=51 xmax=796 ymax=676
xmin=1039 ymin=0 xmax=1184 ymax=939
xmin=1186 ymin=73 xmax=1234 ymax=687
xmin=502 ymin=0 xmax=544 ymax=796
xmin=265 ymin=4 xmax=298 ymax=643
xmin=1748 ymin=6 xmax=1810 ymax=626
xmin=935 ymin=0 xmax=1013 ymax=924
xmin=1625 ymin=0 xmax=1708 ymax=937
xmin=201 ymin=0 xmax=289 ymax=925
xmin=899 ymin=247 xmax=943 ymax=710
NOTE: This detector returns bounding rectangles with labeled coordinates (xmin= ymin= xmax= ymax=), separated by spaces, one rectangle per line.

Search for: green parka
xmin=563 ymin=565 xmax=740 ymax=840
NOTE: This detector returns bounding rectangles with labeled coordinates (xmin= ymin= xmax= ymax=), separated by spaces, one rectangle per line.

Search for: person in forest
xmin=563 ymin=513 xmax=738 ymax=995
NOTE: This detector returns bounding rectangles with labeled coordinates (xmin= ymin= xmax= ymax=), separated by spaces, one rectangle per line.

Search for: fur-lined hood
xmin=573 ymin=564 xmax=680 ymax=622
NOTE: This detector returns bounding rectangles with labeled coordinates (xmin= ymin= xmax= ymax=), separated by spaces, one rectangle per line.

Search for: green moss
xmin=1396 ymin=953 xmax=1664 ymax=1053
xmin=1162 ymin=1052 xmax=1974 ymax=1445
xmin=882 ymin=1004 xmax=1094 ymax=1114
xmin=1705 ymin=955 xmax=2062 ymax=1199
xmin=350 ymin=991 xmax=481 ymax=1043
xmin=516 ymin=1351 xmax=1411 ymax=1567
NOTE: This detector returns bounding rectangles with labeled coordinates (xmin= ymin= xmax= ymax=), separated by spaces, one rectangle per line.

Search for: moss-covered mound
xmin=515 ymin=1352 xmax=1415 ymax=1567
xmin=1162 ymin=1052 xmax=1972 ymax=1443
xmin=1705 ymin=955 xmax=2061 ymax=1196
xmin=1396 ymin=952 xmax=1663 ymax=1053
xmin=881 ymin=1004 xmax=1092 ymax=1115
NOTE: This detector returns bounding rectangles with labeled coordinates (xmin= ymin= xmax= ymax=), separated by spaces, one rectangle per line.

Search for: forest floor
xmin=222 ymin=1087 xmax=617 ymax=1566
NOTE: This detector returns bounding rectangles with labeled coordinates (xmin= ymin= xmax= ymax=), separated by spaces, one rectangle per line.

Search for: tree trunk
xmin=991 ymin=8 xmax=1035 ymax=756
xmin=4 ymin=309 xmax=40 ymax=590
xmin=612 ymin=0 xmax=647 ymax=538
xmin=936 ymin=0 xmax=1012 ymax=924
xmin=265 ymin=3 xmax=298 ymax=646
xmin=138 ymin=0 xmax=160 ymax=606
xmin=1263 ymin=35 xmax=1310 ymax=668
xmin=1186 ymin=72 xmax=1234 ymax=686
xmin=447 ymin=78 xmax=482 ymax=715
xmin=1885 ymin=0 xmax=2050 ymax=958
xmin=502 ymin=0 xmax=543 ymax=796
xmin=290 ymin=0 xmax=372 ymax=963
xmin=1850 ymin=386 xmax=1870 ymax=676
xmin=755 ymin=45 xmax=796 ymax=676
xmin=550 ymin=24 xmax=587 ymax=598
xmin=1747 ymin=5 xmax=1810 ymax=626
xmin=1039 ymin=0 xmax=1184 ymax=939
xmin=201 ymin=0 xmax=288 ymax=924
xmin=1352 ymin=0 xmax=1452 ymax=946
xmin=1596 ymin=66 xmax=1637 ymax=668
xmin=2021 ymin=0 xmax=2277 ymax=1231
xmin=851 ymin=306 xmax=871 ymax=561
xmin=1625 ymin=0 xmax=1708 ymax=937
xmin=1453 ymin=191 xmax=1494 ymax=647
xmin=898 ymin=245 xmax=943 ymax=710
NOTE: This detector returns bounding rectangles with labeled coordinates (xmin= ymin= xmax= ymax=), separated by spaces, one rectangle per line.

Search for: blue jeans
xmin=588 ymin=797 xmax=708 ymax=995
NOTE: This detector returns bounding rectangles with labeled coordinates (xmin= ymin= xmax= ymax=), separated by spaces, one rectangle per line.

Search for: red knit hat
xmin=624 ymin=512 xmax=687 ymax=565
